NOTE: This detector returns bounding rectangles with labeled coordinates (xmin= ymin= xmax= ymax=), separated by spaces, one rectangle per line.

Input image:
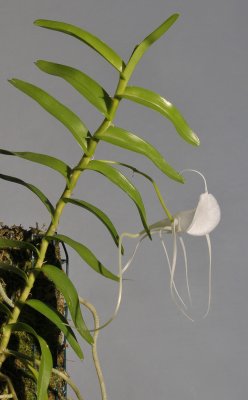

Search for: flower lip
xmin=176 ymin=192 xmax=221 ymax=236
xmin=174 ymin=209 xmax=195 ymax=233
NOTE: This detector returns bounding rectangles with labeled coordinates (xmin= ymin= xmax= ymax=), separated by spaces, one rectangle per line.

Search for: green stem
xmin=0 ymin=73 xmax=129 ymax=369
xmin=119 ymin=164 xmax=173 ymax=221
xmin=132 ymin=169 xmax=173 ymax=221
xmin=152 ymin=180 xmax=173 ymax=222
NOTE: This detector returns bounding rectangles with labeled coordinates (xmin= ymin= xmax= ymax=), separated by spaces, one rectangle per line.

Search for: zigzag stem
xmin=0 ymin=75 xmax=128 ymax=369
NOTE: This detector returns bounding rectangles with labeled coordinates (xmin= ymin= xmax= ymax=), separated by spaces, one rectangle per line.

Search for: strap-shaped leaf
xmin=0 ymin=238 xmax=39 ymax=255
xmin=6 ymin=350 xmax=49 ymax=400
xmin=0 ymin=302 xmax=11 ymax=317
xmin=124 ymin=14 xmax=179 ymax=80
xmin=47 ymin=234 xmax=119 ymax=281
xmin=7 ymin=353 xmax=38 ymax=384
xmin=0 ymin=262 xmax=28 ymax=282
xmin=64 ymin=198 xmax=124 ymax=254
xmin=9 ymin=79 xmax=89 ymax=153
xmin=26 ymin=366 xmax=41 ymax=388
xmin=0 ymin=149 xmax=71 ymax=182
xmin=7 ymin=322 xmax=52 ymax=400
xmin=0 ymin=173 xmax=54 ymax=216
xmin=120 ymin=86 xmax=200 ymax=146
xmin=24 ymin=361 xmax=39 ymax=384
xmin=34 ymin=19 xmax=124 ymax=73
xmin=96 ymin=125 xmax=183 ymax=183
xmin=5 ymin=349 xmax=39 ymax=377
xmin=26 ymin=299 xmax=84 ymax=359
xmin=41 ymin=264 xmax=93 ymax=344
xmin=97 ymin=160 xmax=173 ymax=221
xmin=86 ymin=160 xmax=150 ymax=236
xmin=36 ymin=60 xmax=112 ymax=118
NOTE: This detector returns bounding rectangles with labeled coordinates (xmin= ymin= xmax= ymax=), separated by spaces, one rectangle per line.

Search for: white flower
xmin=158 ymin=170 xmax=221 ymax=320
xmin=100 ymin=170 xmax=221 ymax=328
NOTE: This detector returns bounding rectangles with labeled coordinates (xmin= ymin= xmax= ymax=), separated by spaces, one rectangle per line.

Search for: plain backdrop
xmin=0 ymin=0 xmax=247 ymax=399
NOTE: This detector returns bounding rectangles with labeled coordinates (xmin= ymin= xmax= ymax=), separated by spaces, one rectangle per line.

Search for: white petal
xmin=175 ymin=209 xmax=196 ymax=232
xmin=186 ymin=192 xmax=221 ymax=236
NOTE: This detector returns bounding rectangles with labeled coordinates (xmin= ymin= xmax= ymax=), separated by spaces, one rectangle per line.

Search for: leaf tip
xmin=81 ymin=329 xmax=94 ymax=345
xmin=8 ymin=78 xmax=18 ymax=87
xmin=178 ymin=173 xmax=185 ymax=184
xmin=172 ymin=170 xmax=185 ymax=184
xmin=164 ymin=13 xmax=180 ymax=28
xmin=33 ymin=19 xmax=44 ymax=27
xmin=34 ymin=60 xmax=43 ymax=69
xmin=172 ymin=13 xmax=180 ymax=20
xmin=192 ymin=132 xmax=200 ymax=146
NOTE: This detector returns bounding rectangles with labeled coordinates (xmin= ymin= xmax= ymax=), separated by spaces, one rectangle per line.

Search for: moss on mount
xmin=0 ymin=225 xmax=66 ymax=399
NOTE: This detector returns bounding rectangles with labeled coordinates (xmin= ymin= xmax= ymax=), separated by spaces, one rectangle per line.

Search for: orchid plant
xmin=0 ymin=13 xmax=220 ymax=400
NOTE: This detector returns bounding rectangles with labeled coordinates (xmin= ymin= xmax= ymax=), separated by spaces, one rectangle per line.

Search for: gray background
xmin=0 ymin=0 xmax=247 ymax=399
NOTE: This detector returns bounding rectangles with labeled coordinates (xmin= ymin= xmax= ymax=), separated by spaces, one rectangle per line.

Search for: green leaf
xmin=120 ymin=86 xmax=200 ymax=146
xmin=34 ymin=19 xmax=124 ymax=72
xmin=96 ymin=125 xmax=184 ymax=183
xmin=5 ymin=348 xmax=36 ymax=367
xmin=41 ymin=264 xmax=93 ymax=344
xmin=5 ymin=349 xmax=48 ymax=400
xmin=0 ymin=238 xmax=39 ymax=255
xmin=124 ymin=14 xmax=179 ymax=80
xmin=47 ymin=234 xmax=119 ymax=281
xmin=5 ymin=350 xmax=37 ymax=379
xmin=9 ymin=79 xmax=89 ymax=153
xmin=64 ymin=198 xmax=124 ymax=254
xmin=26 ymin=299 xmax=84 ymax=359
xmin=0 ymin=149 xmax=71 ymax=182
xmin=0 ymin=302 xmax=11 ymax=317
xmin=6 ymin=350 xmax=49 ymax=400
xmin=86 ymin=160 xmax=150 ymax=236
xmin=36 ymin=60 xmax=112 ymax=118
xmin=6 ymin=349 xmax=34 ymax=363
xmin=7 ymin=322 xmax=52 ymax=400
xmin=0 ymin=262 xmax=28 ymax=282
xmin=24 ymin=362 xmax=39 ymax=382
xmin=98 ymin=160 xmax=174 ymax=221
xmin=0 ymin=173 xmax=54 ymax=216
